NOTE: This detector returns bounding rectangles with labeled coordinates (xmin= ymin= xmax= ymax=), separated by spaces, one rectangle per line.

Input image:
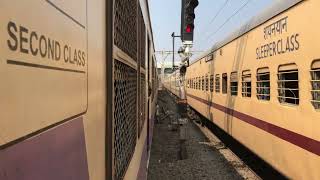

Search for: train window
xmin=222 ymin=73 xmax=228 ymax=94
xmin=205 ymin=75 xmax=209 ymax=91
xmin=195 ymin=77 xmax=198 ymax=89
xmin=192 ymin=78 xmax=194 ymax=89
xmin=210 ymin=75 xmax=214 ymax=92
xmin=215 ymin=74 xmax=220 ymax=93
xmin=257 ymin=68 xmax=270 ymax=100
xmin=192 ymin=78 xmax=195 ymax=89
xmin=310 ymin=60 xmax=320 ymax=109
xmin=277 ymin=64 xmax=299 ymax=105
xmin=202 ymin=76 xmax=205 ymax=91
xmin=242 ymin=70 xmax=251 ymax=97
xmin=230 ymin=72 xmax=238 ymax=96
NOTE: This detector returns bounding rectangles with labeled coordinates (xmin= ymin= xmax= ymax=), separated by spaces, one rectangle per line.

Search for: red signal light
xmin=186 ymin=24 xmax=192 ymax=33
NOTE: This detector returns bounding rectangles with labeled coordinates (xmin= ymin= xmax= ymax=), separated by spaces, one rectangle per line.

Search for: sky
xmin=149 ymin=0 xmax=274 ymax=67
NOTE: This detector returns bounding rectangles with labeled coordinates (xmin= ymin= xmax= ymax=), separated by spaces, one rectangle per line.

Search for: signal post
xmin=177 ymin=0 xmax=198 ymax=119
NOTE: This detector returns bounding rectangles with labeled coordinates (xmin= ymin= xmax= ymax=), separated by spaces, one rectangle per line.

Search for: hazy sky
xmin=149 ymin=0 xmax=274 ymax=66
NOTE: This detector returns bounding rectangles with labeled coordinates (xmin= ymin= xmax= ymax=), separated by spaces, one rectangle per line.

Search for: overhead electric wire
xmin=203 ymin=0 xmax=253 ymax=43
xmin=198 ymin=0 xmax=230 ymax=42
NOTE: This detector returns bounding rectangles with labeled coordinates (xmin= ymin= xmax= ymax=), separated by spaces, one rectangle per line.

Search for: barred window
xmin=311 ymin=60 xmax=320 ymax=109
xmin=195 ymin=78 xmax=197 ymax=89
xmin=205 ymin=75 xmax=209 ymax=91
xmin=193 ymin=78 xmax=195 ymax=89
xmin=242 ymin=70 xmax=251 ymax=97
xmin=230 ymin=72 xmax=238 ymax=96
xmin=210 ymin=75 xmax=214 ymax=92
xmin=222 ymin=73 xmax=228 ymax=94
xmin=257 ymin=68 xmax=270 ymax=100
xmin=215 ymin=74 xmax=220 ymax=93
xmin=198 ymin=77 xmax=201 ymax=90
xmin=202 ymin=76 xmax=205 ymax=91
xmin=278 ymin=64 xmax=299 ymax=105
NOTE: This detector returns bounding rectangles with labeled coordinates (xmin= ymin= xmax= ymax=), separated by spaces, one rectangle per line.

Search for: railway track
xmin=189 ymin=107 xmax=288 ymax=180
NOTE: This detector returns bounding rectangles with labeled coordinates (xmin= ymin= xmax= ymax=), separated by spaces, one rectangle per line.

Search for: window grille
xmin=191 ymin=78 xmax=193 ymax=89
xmin=192 ymin=78 xmax=195 ymax=89
xmin=114 ymin=0 xmax=137 ymax=61
xmin=139 ymin=73 xmax=146 ymax=137
xmin=277 ymin=65 xmax=299 ymax=105
xmin=193 ymin=79 xmax=194 ymax=89
xmin=138 ymin=6 xmax=146 ymax=68
xmin=202 ymin=76 xmax=205 ymax=91
xmin=311 ymin=61 xmax=320 ymax=109
xmin=196 ymin=77 xmax=198 ymax=89
xmin=257 ymin=68 xmax=270 ymax=100
xmin=242 ymin=70 xmax=251 ymax=97
xmin=230 ymin=72 xmax=238 ymax=96
xmin=205 ymin=75 xmax=209 ymax=91
xmin=114 ymin=60 xmax=137 ymax=180
xmin=310 ymin=69 xmax=320 ymax=109
xmin=215 ymin=74 xmax=220 ymax=93
xmin=222 ymin=73 xmax=228 ymax=94
xmin=210 ymin=75 xmax=214 ymax=92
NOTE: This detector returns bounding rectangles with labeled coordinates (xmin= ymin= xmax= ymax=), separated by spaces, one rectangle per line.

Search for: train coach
xmin=164 ymin=0 xmax=319 ymax=179
xmin=0 ymin=0 xmax=157 ymax=180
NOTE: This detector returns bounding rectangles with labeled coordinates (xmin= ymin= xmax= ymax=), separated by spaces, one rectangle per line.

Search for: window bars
xmin=277 ymin=69 xmax=299 ymax=105
xmin=202 ymin=76 xmax=205 ymax=91
xmin=242 ymin=70 xmax=251 ymax=97
xmin=215 ymin=74 xmax=220 ymax=93
xmin=311 ymin=67 xmax=320 ymax=109
xmin=205 ymin=75 xmax=209 ymax=91
xmin=257 ymin=68 xmax=270 ymax=100
xmin=210 ymin=75 xmax=214 ymax=92
xmin=230 ymin=72 xmax=238 ymax=96
xmin=222 ymin=73 xmax=228 ymax=94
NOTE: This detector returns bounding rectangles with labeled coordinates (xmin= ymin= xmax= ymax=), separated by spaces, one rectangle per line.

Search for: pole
xmin=172 ymin=32 xmax=175 ymax=70
xmin=171 ymin=32 xmax=181 ymax=70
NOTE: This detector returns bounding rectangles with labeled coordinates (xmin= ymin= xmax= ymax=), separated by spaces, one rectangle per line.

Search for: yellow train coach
xmin=165 ymin=0 xmax=320 ymax=179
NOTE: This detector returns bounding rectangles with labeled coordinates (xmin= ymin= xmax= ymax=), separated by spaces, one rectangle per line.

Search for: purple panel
xmin=0 ymin=117 xmax=89 ymax=180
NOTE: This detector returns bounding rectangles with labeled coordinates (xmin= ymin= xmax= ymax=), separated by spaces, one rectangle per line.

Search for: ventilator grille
xmin=114 ymin=60 xmax=137 ymax=180
xmin=114 ymin=0 xmax=137 ymax=61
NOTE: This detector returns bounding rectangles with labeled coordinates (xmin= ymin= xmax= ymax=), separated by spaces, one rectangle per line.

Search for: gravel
xmin=148 ymin=91 xmax=243 ymax=180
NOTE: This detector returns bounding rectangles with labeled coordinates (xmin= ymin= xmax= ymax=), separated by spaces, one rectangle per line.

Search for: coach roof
xmin=191 ymin=0 xmax=303 ymax=65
